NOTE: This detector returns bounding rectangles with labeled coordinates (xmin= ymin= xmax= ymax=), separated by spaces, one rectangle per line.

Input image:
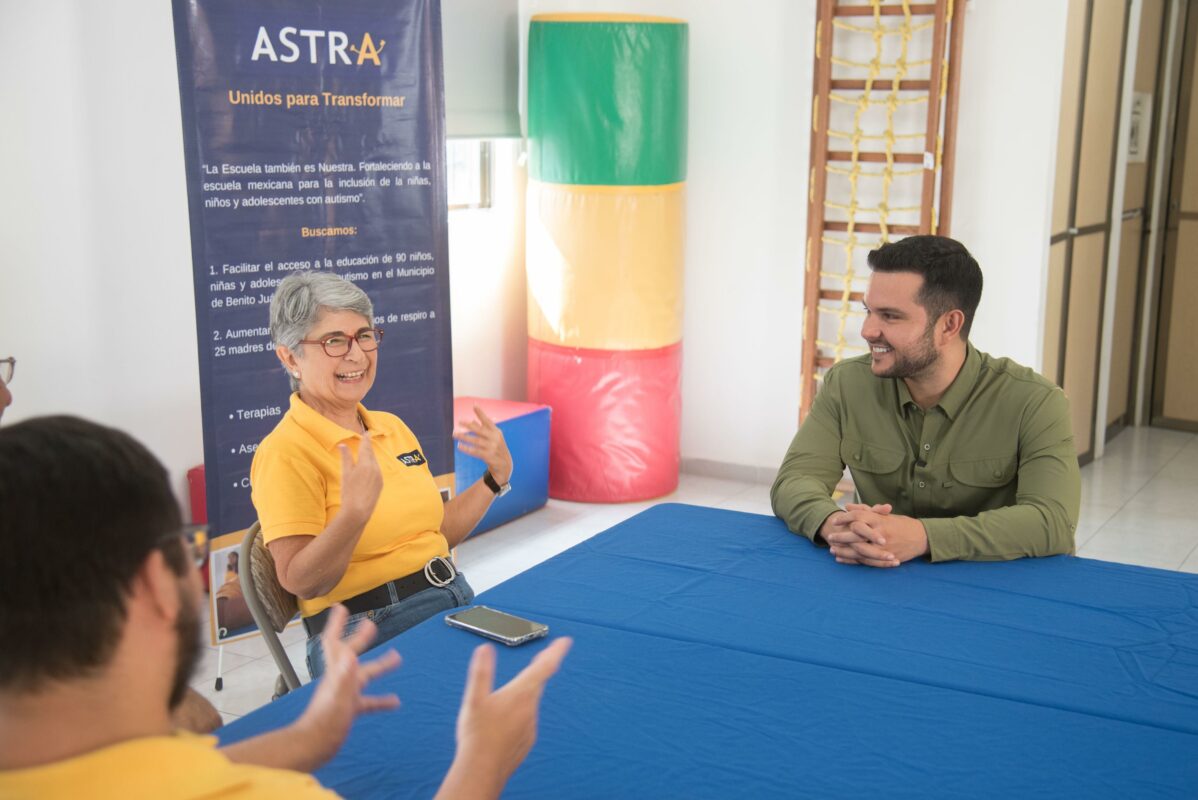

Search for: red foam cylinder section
xmin=528 ymin=338 xmax=681 ymax=502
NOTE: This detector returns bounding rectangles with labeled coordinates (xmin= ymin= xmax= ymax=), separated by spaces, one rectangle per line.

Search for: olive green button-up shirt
xmin=770 ymin=345 xmax=1080 ymax=561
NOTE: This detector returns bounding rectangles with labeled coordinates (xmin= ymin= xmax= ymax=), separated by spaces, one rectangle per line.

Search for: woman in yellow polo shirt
xmin=251 ymin=272 xmax=512 ymax=678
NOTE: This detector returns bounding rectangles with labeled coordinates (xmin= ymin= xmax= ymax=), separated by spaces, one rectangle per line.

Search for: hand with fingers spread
xmin=436 ymin=638 xmax=573 ymax=800
xmin=454 ymin=405 xmax=513 ymax=485
xmin=338 ymin=437 xmax=383 ymax=525
xmin=292 ymin=604 xmax=402 ymax=768
xmin=224 ymin=604 xmax=403 ymax=772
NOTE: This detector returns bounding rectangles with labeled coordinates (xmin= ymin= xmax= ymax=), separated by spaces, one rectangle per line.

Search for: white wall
xmin=951 ymin=0 xmax=1070 ymax=369
xmin=447 ymin=140 xmax=529 ymax=401
xmin=0 ymin=1 xmax=202 ymax=505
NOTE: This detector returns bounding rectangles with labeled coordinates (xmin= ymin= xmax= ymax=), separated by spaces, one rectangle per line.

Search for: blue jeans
xmin=305 ymin=573 xmax=475 ymax=679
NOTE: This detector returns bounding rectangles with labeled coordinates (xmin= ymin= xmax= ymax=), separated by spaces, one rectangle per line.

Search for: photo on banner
xmin=171 ymin=0 xmax=454 ymax=644
xmin=206 ymin=529 xmax=279 ymax=645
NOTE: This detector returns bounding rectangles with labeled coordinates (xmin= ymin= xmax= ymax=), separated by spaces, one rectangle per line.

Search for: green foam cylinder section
xmin=528 ymin=18 xmax=688 ymax=186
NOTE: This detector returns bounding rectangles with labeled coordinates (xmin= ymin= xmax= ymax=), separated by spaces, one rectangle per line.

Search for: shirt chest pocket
xmin=840 ymin=440 xmax=905 ymax=506
xmin=841 ymin=439 xmax=905 ymax=475
xmin=941 ymin=455 xmax=1018 ymax=513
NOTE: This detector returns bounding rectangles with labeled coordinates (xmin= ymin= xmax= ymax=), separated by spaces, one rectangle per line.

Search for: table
xmin=220 ymin=504 xmax=1198 ymax=798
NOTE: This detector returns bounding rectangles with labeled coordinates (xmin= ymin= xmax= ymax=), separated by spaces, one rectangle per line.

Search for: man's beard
xmin=168 ymin=585 xmax=202 ymax=710
xmin=872 ymin=323 xmax=940 ymax=379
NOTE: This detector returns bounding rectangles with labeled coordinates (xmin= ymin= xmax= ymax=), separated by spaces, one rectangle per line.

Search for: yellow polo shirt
xmin=0 ymin=733 xmax=338 ymax=799
xmin=251 ymin=394 xmax=449 ymax=617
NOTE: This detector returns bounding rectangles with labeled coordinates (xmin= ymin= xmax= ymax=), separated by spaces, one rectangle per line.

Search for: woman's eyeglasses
xmin=298 ymin=329 xmax=383 ymax=358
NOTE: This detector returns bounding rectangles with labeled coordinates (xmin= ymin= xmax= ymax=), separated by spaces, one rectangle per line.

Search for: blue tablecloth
xmin=220 ymin=504 xmax=1198 ymax=798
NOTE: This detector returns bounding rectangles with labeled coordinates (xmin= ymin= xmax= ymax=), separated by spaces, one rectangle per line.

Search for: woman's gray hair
xmin=270 ymin=271 xmax=375 ymax=390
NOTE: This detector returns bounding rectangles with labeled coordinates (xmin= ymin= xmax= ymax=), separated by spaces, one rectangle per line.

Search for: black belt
xmin=302 ymin=556 xmax=458 ymax=638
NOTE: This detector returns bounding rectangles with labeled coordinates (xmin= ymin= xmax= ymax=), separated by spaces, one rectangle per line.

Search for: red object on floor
xmin=187 ymin=465 xmax=211 ymax=591
xmin=527 ymin=338 xmax=681 ymax=502
xmin=187 ymin=465 xmax=208 ymax=524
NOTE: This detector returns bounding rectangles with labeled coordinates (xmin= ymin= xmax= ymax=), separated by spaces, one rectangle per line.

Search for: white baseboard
xmin=681 ymin=458 xmax=777 ymax=486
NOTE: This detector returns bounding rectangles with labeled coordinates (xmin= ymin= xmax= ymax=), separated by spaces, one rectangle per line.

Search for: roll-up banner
xmin=172 ymin=0 xmax=453 ymax=642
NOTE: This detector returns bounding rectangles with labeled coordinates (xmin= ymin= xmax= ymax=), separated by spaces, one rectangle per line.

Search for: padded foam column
xmin=528 ymin=339 xmax=681 ymax=501
xmin=527 ymin=15 xmax=687 ymax=186
xmin=526 ymin=181 xmax=684 ymax=350
xmin=526 ymin=14 xmax=688 ymax=502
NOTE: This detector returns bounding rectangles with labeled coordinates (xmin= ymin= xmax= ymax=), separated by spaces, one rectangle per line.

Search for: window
xmin=446 ymin=139 xmax=492 ymax=210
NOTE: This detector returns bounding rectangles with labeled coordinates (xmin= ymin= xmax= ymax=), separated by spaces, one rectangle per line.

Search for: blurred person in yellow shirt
xmin=0 ymin=416 xmax=570 ymax=799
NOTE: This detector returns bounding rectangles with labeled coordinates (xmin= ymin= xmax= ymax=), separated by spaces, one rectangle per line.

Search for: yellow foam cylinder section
xmin=526 ymin=180 xmax=685 ymax=351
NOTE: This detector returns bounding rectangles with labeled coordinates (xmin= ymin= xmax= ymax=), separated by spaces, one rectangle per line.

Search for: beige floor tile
xmin=283 ymin=639 xmax=312 ymax=685
xmin=278 ymin=620 xmax=307 ymax=646
xmin=1102 ymin=426 xmax=1193 ymax=465
xmin=191 ymin=646 xmax=254 ymax=687
xmin=191 ymin=656 xmax=288 ymax=717
xmin=1079 ymin=461 xmax=1159 ymax=507
xmin=1178 ymin=546 xmax=1198 ymax=574
xmin=715 ymin=484 xmax=775 ymax=516
xmin=1156 ymin=452 xmax=1198 ymax=480
xmin=216 ymin=633 xmax=275 ymax=660
xmin=1121 ymin=475 xmax=1198 ymax=517
xmin=1077 ymin=516 xmax=1198 ymax=570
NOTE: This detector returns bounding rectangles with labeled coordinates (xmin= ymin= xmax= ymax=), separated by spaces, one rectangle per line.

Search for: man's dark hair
xmin=0 ymin=416 xmax=187 ymax=690
xmin=867 ymin=235 xmax=984 ymax=338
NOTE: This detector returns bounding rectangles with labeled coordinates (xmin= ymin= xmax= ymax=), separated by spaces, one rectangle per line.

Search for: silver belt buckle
xmin=424 ymin=555 xmax=457 ymax=587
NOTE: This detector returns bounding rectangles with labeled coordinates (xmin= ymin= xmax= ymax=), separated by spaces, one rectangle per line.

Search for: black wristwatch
xmin=482 ymin=470 xmax=512 ymax=497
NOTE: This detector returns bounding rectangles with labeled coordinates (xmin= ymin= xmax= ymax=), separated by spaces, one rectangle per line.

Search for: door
xmin=1108 ymin=0 xmax=1169 ymax=434
xmin=1153 ymin=1 xmax=1198 ymax=430
xmin=1044 ymin=0 xmax=1132 ymax=463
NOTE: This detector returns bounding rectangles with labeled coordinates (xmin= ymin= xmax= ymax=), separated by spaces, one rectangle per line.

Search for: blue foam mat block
xmin=454 ymin=401 xmax=550 ymax=536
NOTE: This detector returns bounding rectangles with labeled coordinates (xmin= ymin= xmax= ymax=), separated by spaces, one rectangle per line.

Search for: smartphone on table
xmin=445 ymin=605 xmax=549 ymax=646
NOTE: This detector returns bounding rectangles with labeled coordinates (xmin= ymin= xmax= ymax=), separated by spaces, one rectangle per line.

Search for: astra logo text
xmin=396 ymin=450 xmax=427 ymax=467
xmin=252 ymin=26 xmax=386 ymax=66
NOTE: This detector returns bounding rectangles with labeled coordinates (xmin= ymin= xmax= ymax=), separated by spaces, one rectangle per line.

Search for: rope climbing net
xmin=801 ymin=0 xmax=965 ymax=418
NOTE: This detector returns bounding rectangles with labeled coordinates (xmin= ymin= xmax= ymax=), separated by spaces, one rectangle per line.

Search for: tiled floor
xmin=1073 ymin=426 xmax=1198 ymax=570
xmin=194 ymin=425 xmax=1198 ymax=725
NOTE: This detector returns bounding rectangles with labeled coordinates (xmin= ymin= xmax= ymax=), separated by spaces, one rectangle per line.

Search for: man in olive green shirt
xmin=771 ymin=235 xmax=1080 ymax=565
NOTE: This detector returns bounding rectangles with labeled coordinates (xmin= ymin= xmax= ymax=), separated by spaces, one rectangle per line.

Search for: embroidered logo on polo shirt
xmin=396 ymin=449 xmax=426 ymax=466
